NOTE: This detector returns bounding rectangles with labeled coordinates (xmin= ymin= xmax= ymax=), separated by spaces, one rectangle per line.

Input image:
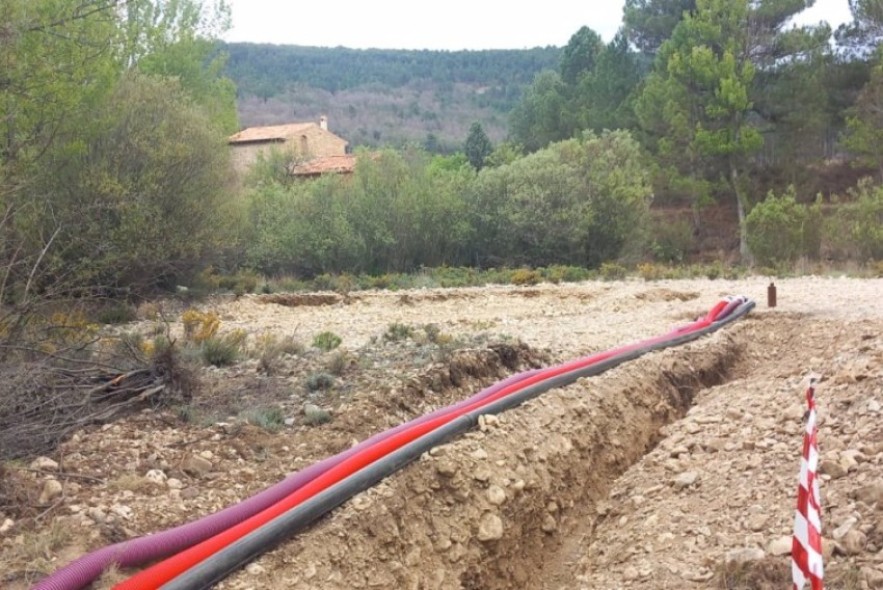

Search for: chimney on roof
xmin=319 ymin=115 xmax=328 ymax=131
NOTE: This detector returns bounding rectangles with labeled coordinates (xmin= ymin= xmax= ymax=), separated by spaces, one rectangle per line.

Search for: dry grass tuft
xmin=0 ymin=464 xmax=39 ymax=520
xmin=106 ymin=474 xmax=156 ymax=495
xmin=94 ymin=563 xmax=128 ymax=590
xmin=712 ymin=556 xmax=791 ymax=589
xmin=0 ymin=518 xmax=73 ymax=586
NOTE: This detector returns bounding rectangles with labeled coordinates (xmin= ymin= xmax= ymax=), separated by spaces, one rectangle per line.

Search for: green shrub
xmin=649 ymin=216 xmax=694 ymax=263
xmin=234 ymin=272 xmax=260 ymax=296
xmin=267 ymin=276 xmax=311 ymax=293
xmin=367 ymin=274 xmax=394 ymax=290
xmin=384 ymin=322 xmax=415 ymax=342
xmin=242 ymin=406 xmax=286 ymax=432
xmin=637 ymin=262 xmax=666 ymax=281
xmin=431 ymin=267 xmax=477 ymax=288
xmin=95 ymin=302 xmax=138 ymax=325
xmin=306 ymin=372 xmax=335 ymax=391
xmin=422 ymin=323 xmax=442 ymax=344
xmin=511 ymin=268 xmax=541 ymax=285
xmin=826 ymin=179 xmax=883 ymax=260
xmin=253 ymin=332 xmax=304 ymax=374
xmin=325 ymin=351 xmax=349 ymax=376
xmin=542 ymin=265 xmax=591 ymax=284
xmin=201 ymin=331 xmax=245 ymax=367
xmin=745 ymin=187 xmax=820 ymax=266
xmin=599 ymin=262 xmax=628 ymax=281
xmin=303 ymin=404 xmax=332 ymax=426
xmin=312 ymin=331 xmax=342 ymax=351
xmin=21 ymin=75 xmax=237 ymax=298
xmin=704 ymin=260 xmax=723 ymax=280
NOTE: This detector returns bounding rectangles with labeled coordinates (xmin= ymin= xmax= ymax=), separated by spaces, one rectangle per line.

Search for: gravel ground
xmin=2 ymin=276 xmax=881 ymax=589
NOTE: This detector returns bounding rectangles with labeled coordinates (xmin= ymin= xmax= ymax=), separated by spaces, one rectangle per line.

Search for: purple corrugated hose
xmin=32 ymin=368 xmax=541 ymax=590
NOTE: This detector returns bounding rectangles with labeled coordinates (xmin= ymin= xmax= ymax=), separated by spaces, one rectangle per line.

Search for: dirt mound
xmin=635 ymin=288 xmax=700 ymax=302
xmin=570 ymin=315 xmax=883 ymax=589
xmin=396 ymin=291 xmax=481 ymax=305
xmin=258 ymin=293 xmax=349 ymax=307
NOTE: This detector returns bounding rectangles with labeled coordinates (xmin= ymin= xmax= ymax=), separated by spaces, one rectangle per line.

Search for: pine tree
xmin=464 ymin=122 xmax=493 ymax=171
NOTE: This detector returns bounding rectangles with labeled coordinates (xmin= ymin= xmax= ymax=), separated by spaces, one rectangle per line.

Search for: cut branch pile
xmin=0 ymin=345 xmax=195 ymax=461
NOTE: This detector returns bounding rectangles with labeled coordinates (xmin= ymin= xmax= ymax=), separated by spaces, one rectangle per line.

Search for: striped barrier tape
xmin=792 ymin=378 xmax=824 ymax=590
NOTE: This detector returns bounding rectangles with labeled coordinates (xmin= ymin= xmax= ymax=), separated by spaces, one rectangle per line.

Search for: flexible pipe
xmin=160 ymin=298 xmax=754 ymax=590
xmin=118 ymin=297 xmax=752 ymax=589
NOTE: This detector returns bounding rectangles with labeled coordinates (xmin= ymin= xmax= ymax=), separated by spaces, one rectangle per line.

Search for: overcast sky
xmin=224 ymin=0 xmax=853 ymax=50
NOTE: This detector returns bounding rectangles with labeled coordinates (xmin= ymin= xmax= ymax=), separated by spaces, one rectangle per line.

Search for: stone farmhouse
xmin=228 ymin=116 xmax=349 ymax=177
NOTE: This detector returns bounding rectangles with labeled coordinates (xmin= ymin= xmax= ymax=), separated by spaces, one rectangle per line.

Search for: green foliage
xmin=541 ymin=265 xmax=592 ymax=283
xmin=751 ymin=34 xmax=835 ymax=180
xmin=383 ymin=323 xmax=415 ymax=342
xmin=468 ymin=130 xmax=652 ymax=269
xmin=649 ymin=216 xmax=695 ymax=263
xmin=0 ymin=0 xmax=118 ymax=167
xmin=95 ymin=303 xmax=139 ymax=325
xmin=219 ymin=271 xmax=261 ymax=296
xmin=124 ymin=0 xmax=238 ymax=132
xmin=347 ymin=149 xmax=471 ymax=273
xmin=599 ymin=262 xmax=629 ymax=281
xmin=1 ymin=0 xmax=242 ymax=303
xmin=636 ymin=0 xmax=767 ymax=259
xmin=844 ymin=48 xmax=883 ymax=179
xmin=422 ymin=324 xmax=444 ymax=344
xmin=200 ymin=332 xmax=245 ymax=367
xmin=242 ymin=406 xmax=286 ymax=432
xmin=508 ymin=71 xmax=569 ymax=152
xmin=560 ymin=26 xmax=605 ymax=84
xmin=303 ymin=404 xmax=332 ymax=425
xmin=244 ymin=149 xmax=473 ymax=276
xmin=745 ymin=187 xmax=821 ymax=266
xmin=25 ymin=74 xmax=236 ymax=294
xmin=429 ymin=153 xmax=470 ymax=173
xmin=253 ymin=332 xmax=303 ymax=374
xmin=464 ymin=123 xmax=494 ymax=171
xmin=225 ymin=44 xmax=560 ymax=97
xmin=576 ymin=32 xmax=647 ymax=134
xmin=837 ymin=0 xmax=883 ymax=52
xmin=244 ymin=176 xmax=362 ymax=276
xmin=305 ymin=373 xmax=335 ymax=392
xmin=312 ymin=331 xmax=342 ymax=351
xmin=485 ymin=142 xmax=524 ymax=168
xmin=511 ymin=269 xmax=542 ymax=285
xmin=624 ymin=0 xmax=697 ymax=54
xmin=827 ymin=179 xmax=883 ymax=260
xmin=324 ymin=351 xmax=349 ymax=376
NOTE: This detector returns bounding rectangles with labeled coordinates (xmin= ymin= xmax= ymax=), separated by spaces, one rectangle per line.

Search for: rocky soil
xmin=1 ymin=276 xmax=881 ymax=589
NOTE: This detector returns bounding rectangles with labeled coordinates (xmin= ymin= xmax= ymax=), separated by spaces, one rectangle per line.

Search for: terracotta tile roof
xmin=228 ymin=123 xmax=316 ymax=144
xmin=292 ymin=155 xmax=357 ymax=176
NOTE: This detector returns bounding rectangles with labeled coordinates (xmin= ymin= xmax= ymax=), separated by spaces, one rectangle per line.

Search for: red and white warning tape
xmin=792 ymin=379 xmax=824 ymax=590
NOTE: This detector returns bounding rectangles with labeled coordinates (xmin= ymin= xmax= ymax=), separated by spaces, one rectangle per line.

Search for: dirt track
xmin=2 ymin=277 xmax=882 ymax=589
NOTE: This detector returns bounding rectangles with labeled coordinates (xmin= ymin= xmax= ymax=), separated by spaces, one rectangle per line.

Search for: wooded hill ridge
xmin=225 ymin=43 xmax=562 ymax=150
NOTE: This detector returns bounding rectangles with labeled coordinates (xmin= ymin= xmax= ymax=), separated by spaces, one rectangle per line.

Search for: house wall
xmin=297 ymin=126 xmax=348 ymax=159
xmin=230 ymin=143 xmax=279 ymax=176
xmin=230 ymin=126 xmax=348 ymax=177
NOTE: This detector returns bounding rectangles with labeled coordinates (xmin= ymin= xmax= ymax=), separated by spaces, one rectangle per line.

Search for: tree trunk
xmin=730 ymin=163 xmax=751 ymax=263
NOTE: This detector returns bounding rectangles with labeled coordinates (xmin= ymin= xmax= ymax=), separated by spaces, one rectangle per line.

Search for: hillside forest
xmin=1 ymin=0 xmax=883 ymax=319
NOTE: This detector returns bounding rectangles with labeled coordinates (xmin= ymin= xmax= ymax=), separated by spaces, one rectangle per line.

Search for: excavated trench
xmin=214 ymin=320 xmax=752 ymax=590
